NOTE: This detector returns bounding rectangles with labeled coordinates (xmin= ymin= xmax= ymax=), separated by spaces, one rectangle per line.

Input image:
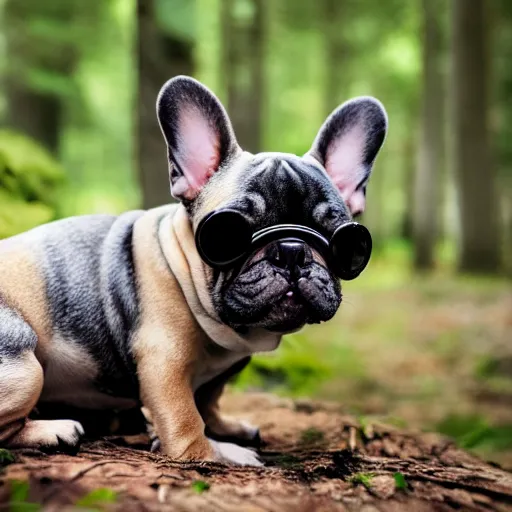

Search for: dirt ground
xmin=1 ymin=392 xmax=511 ymax=511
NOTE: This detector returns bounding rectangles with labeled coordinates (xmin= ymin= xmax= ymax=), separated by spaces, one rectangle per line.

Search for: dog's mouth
xmin=264 ymin=290 xmax=312 ymax=333
xmin=215 ymin=254 xmax=342 ymax=333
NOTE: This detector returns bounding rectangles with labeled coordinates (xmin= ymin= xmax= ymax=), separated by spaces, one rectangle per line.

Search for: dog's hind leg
xmin=0 ymin=307 xmax=83 ymax=451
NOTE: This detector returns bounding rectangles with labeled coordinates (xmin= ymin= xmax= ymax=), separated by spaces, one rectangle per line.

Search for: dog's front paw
xmin=209 ymin=438 xmax=263 ymax=466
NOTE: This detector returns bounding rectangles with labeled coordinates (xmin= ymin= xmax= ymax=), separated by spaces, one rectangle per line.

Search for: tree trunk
xmin=137 ymin=0 xmax=195 ymax=209
xmin=4 ymin=86 xmax=62 ymax=155
xmin=494 ymin=0 xmax=512 ymax=276
xmin=413 ymin=0 xmax=445 ymax=270
xmin=322 ymin=0 xmax=350 ymax=116
xmin=3 ymin=0 xmax=76 ymax=155
xmin=220 ymin=0 xmax=265 ymax=153
xmin=451 ymin=0 xmax=501 ymax=273
xmin=401 ymin=122 xmax=417 ymax=241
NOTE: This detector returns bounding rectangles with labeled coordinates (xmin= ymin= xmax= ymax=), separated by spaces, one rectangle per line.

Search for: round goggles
xmin=195 ymin=209 xmax=372 ymax=281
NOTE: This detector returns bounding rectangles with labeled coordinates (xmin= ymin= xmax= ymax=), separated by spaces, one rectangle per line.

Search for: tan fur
xmin=0 ymin=351 xmax=44 ymax=442
xmin=131 ymin=207 xmax=215 ymax=460
xmin=196 ymin=152 xmax=253 ymax=219
xmin=0 ymin=241 xmax=51 ymax=358
xmin=131 ymin=204 xmax=280 ymax=461
xmin=165 ymin=206 xmax=281 ymax=353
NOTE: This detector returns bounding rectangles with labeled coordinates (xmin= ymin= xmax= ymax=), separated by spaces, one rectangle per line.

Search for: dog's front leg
xmin=195 ymin=357 xmax=261 ymax=447
xmin=138 ymin=355 xmax=210 ymax=460
xmin=134 ymin=327 xmax=261 ymax=466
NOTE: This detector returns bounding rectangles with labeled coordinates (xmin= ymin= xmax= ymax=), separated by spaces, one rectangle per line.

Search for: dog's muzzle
xmin=195 ymin=209 xmax=372 ymax=281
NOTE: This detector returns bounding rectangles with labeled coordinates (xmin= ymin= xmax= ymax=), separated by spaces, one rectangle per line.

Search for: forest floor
xmin=1 ymin=392 xmax=512 ymax=511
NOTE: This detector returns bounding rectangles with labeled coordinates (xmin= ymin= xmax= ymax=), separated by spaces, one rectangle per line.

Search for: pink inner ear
xmin=345 ymin=189 xmax=366 ymax=216
xmin=175 ymin=106 xmax=220 ymax=197
xmin=324 ymin=124 xmax=367 ymax=213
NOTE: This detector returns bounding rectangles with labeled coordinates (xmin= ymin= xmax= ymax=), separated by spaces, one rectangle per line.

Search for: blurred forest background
xmin=0 ymin=0 xmax=511 ymax=467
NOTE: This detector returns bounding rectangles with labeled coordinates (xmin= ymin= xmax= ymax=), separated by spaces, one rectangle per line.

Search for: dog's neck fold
xmin=158 ymin=205 xmax=282 ymax=353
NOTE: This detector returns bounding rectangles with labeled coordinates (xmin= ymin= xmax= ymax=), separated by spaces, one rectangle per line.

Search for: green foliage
xmin=2 ymin=0 xmax=138 ymax=218
xmin=437 ymin=414 xmax=512 ymax=452
xmin=155 ymin=0 xmax=195 ymax=41
xmin=4 ymin=0 xmax=107 ymax=99
xmin=8 ymin=480 xmax=41 ymax=512
xmin=191 ymin=480 xmax=210 ymax=494
xmin=348 ymin=472 xmax=376 ymax=489
xmin=233 ymin=333 xmax=332 ymax=396
xmin=393 ymin=472 xmax=407 ymax=490
xmin=0 ymin=448 xmax=15 ymax=466
xmin=60 ymin=0 xmax=138 ymax=215
xmin=0 ymin=130 xmax=63 ymax=194
xmin=75 ymin=488 xmax=118 ymax=508
xmin=0 ymin=130 xmax=64 ymax=238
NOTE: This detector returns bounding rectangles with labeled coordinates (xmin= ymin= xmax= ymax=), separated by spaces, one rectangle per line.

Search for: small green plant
xmin=300 ymin=427 xmax=325 ymax=445
xmin=75 ymin=488 xmax=118 ymax=508
xmin=348 ymin=472 xmax=376 ymax=489
xmin=191 ymin=480 xmax=210 ymax=494
xmin=357 ymin=416 xmax=374 ymax=439
xmin=9 ymin=480 xmax=41 ymax=512
xmin=0 ymin=448 xmax=15 ymax=466
xmin=393 ymin=472 xmax=407 ymax=490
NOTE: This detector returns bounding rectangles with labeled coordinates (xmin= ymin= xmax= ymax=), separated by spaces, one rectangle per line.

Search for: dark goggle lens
xmin=329 ymin=222 xmax=372 ymax=280
xmin=195 ymin=209 xmax=252 ymax=268
xmin=195 ymin=210 xmax=372 ymax=280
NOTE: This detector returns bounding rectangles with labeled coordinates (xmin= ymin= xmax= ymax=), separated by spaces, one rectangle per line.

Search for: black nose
xmin=270 ymin=241 xmax=306 ymax=270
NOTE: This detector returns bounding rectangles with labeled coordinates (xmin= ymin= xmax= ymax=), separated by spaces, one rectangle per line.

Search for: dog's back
xmin=0 ymin=212 xmax=146 ymax=411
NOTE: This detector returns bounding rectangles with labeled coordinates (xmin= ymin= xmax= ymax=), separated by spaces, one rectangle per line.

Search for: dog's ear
xmin=157 ymin=76 xmax=240 ymax=202
xmin=307 ymin=97 xmax=387 ymax=216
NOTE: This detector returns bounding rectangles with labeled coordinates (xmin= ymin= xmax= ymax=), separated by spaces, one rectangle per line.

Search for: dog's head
xmin=157 ymin=76 xmax=387 ymax=334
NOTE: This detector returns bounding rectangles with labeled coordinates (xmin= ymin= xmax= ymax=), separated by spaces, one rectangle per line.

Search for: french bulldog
xmin=0 ymin=76 xmax=387 ymax=465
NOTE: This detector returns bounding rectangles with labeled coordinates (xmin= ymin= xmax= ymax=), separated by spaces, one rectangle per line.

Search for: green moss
xmin=75 ymin=488 xmax=118 ymax=507
xmin=191 ymin=480 xmax=210 ymax=494
xmin=233 ymin=333 xmax=333 ymax=396
xmin=8 ymin=480 xmax=41 ymax=512
xmin=348 ymin=472 xmax=376 ymax=489
xmin=393 ymin=472 xmax=407 ymax=490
